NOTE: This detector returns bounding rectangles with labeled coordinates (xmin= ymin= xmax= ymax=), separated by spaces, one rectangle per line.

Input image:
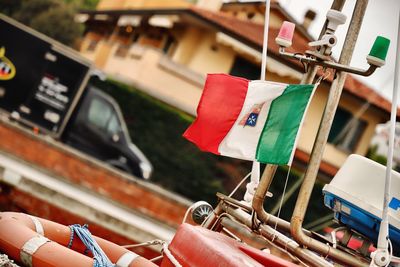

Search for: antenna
xmin=370 ymin=8 xmax=400 ymax=267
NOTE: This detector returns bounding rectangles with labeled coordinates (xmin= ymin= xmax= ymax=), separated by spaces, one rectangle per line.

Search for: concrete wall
xmin=93 ymin=41 xmax=115 ymax=68
xmin=97 ymin=0 xmax=125 ymax=10
xmin=102 ymin=44 xmax=204 ymax=115
xmin=196 ymin=0 xmax=223 ymax=11
xmin=172 ymin=27 xmax=203 ymax=66
xmin=187 ymin=33 xmax=235 ymax=74
xmin=97 ymin=0 xmax=190 ymax=10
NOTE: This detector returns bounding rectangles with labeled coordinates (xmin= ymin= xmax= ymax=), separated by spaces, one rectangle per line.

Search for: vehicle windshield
xmin=87 ymin=97 xmax=124 ymax=137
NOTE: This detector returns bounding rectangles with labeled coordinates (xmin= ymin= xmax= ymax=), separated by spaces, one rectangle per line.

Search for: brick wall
xmin=0 ymin=120 xmax=191 ymax=228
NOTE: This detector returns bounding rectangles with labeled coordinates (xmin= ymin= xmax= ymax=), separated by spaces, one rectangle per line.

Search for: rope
xmin=69 ymin=224 xmax=114 ymax=267
xmin=229 ymin=172 xmax=251 ymax=197
xmin=162 ymin=242 xmax=182 ymax=267
xmin=122 ymin=239 xmax=163 ymax=249
xmin=121 ymin=239 xmax=182 ymax=267
xmin=182 ymin=202 xmax=198 ymax=224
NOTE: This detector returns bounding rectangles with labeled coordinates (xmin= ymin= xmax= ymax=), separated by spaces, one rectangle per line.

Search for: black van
xmin=62 ymin=86 xmax=153 ymax=179
xmin=0 ymin=14 xmax=152 ymax=179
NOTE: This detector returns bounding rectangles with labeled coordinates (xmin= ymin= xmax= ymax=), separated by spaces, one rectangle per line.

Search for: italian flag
xmin=183 ymin=74 xmax=316 ymax=165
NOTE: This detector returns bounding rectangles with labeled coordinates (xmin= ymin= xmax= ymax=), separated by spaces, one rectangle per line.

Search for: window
xmin=87 ymin=98 xmax=122 ymax=136
xmin=163 ymin=35 xmax=176 ymax=55
xmin=88 ymin=98 xmax=112 ymax=130
xmin=229 ymin=56 xmax=260 ymax=80
xmin=115 ymin=44 xmax=130 ymax=58
xmin=86 ymin=40 xmax=99 ymax=52
xmin=107 ymin=113 xmax=122 ymax=136
xmin=132 ymin=33 xmax=140 ymax=43
xmin=328 ymin=108 xmax=367 ymax=153
xmin=247 ymin=12 xmax=256 ymax=20
xmin=138 ymin=28 xmax=164 ymax=49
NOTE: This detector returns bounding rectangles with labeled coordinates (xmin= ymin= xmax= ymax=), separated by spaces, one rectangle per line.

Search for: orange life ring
xmin=0 ymin=212 xmax=158 ymax=267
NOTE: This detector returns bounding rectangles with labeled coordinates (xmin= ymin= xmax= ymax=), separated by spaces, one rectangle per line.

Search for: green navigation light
xmin=367 ymin=36 xmax=390 ymax=67
xmin=369 ymin=36 xmax=390 ymax=60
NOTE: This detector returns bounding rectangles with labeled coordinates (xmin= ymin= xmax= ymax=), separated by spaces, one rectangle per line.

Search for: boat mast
xmin=204 ymin=0 xmax=390 ymax=265
xmin=243 ymin=0 xmax=271 ymax=204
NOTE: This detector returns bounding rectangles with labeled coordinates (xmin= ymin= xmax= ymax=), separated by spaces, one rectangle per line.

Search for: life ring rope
xmin=0 ymin=212 xmax=158 ymax=267
xmin=68 ymin=224 xmax=114 ymax=267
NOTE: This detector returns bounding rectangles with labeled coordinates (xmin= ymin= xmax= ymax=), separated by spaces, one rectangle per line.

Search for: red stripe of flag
xmin=183 ymin=74 xmax=249 ymax=154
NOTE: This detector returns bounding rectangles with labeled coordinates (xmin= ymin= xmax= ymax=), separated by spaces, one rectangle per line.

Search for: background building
xmin=78 ymin=0 xmax=396 ymax=180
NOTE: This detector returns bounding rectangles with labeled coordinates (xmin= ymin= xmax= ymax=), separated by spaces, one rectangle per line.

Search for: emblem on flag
xmin=239 ymin=103 xmax=265 ymax=127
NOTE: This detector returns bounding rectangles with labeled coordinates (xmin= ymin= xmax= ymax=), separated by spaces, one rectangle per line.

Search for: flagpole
xmin=261 ymin=0 xmax=270 ymax=81
xmin=245 ymin=0 xmax=271 ymax=203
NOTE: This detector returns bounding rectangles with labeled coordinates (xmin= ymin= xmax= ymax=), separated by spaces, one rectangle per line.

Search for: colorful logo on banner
xmin=0 ymin=47 xmax=16 ymax=80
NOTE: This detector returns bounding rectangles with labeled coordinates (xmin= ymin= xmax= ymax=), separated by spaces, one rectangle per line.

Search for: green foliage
xmin=62 ymin=0 xmax=99 ymax=9
xmin=1 ymin=0 xmax=83 ymax=46
xmin=366 ymin=144 xmax=400 ymax=172
xmin=30 ymin=7 xmax=82 ymax=45
xmin=0 ymin=0 xmax=23 ymax=16
xmin=11 ymin=0 xmax=59 ymax=24
xmin=367 ymin=145 xmax=387 ymax=165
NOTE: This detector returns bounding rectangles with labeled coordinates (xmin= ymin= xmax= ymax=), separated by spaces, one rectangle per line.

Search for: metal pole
xmin=290 ymin=1 xmax=370 ymax=265
xmin=252 ymin=0 xmax=346 ymax=226
xmin=377 ymin=34 xmax=399 ymax=250
xmin=300 ymin=0 xmax=346 ymax=85
xmin=219 ymin=204 xmax=335 ymax=267
xmin=245 ymin=0 xmax=271 ymax=203
xmin=372 ymin=7 xmax=400 ymax=267
xmin=260 ymin=0 xmax=270 ymax=81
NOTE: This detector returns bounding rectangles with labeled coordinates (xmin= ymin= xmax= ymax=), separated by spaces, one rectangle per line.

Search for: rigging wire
xmin=272 ymin=165 xmax=292 ymax=241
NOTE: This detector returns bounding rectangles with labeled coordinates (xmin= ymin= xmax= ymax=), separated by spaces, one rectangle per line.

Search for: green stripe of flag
xmin=256 ymin=84 xmax=314 ymax=165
